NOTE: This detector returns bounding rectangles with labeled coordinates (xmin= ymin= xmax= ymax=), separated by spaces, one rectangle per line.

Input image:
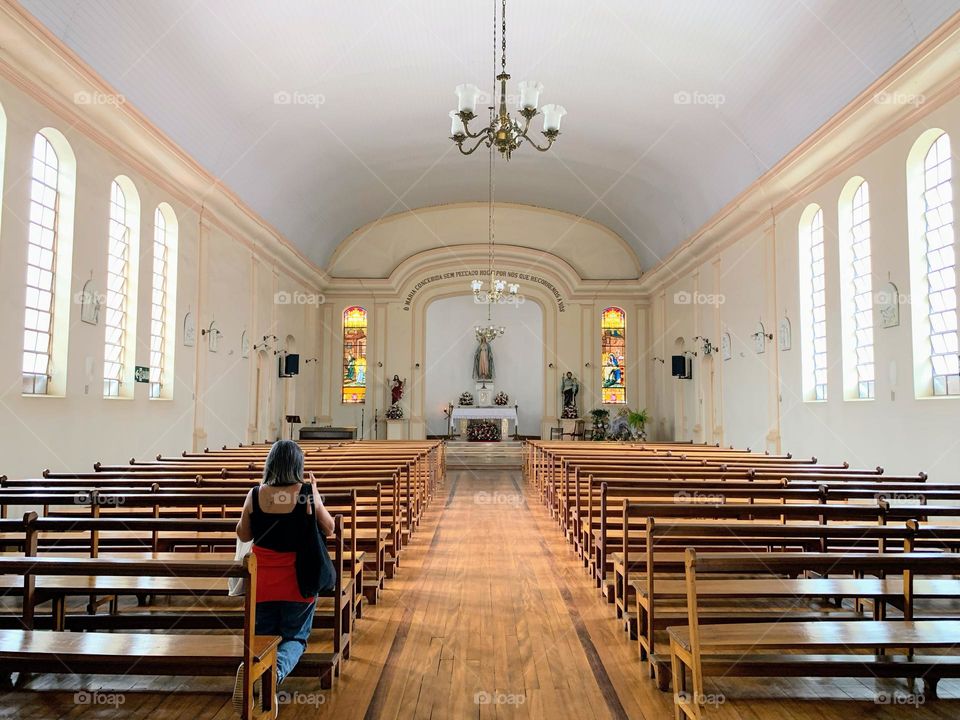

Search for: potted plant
xmin=627 ymin=409 xmax=649 ymax=440
xmin=588 ymin=408 xmax=610 ymax=441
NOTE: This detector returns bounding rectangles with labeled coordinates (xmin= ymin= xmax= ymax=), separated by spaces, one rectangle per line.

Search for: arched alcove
xmin=424 ymin=294 xmax=544 ymax=437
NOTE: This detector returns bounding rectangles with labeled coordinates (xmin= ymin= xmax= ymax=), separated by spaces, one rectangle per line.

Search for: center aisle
xmin=311 ymin=469 xmax=655 ymax=720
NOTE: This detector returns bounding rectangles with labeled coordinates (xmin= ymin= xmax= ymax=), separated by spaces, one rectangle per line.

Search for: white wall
xmin=424 ymin=295 xmax=544 ymax=437
xmin=649 ymin=93 xmax=960 ymax=476
xmin=0 ymin=72 xmax=319 ymax=478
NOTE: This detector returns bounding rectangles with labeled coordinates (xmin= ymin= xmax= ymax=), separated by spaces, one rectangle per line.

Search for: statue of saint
xmin=561 ymin=371 xmax=579 ymax=410
xmin=390 ymin=375 xmax=406 ymax=405
xmin=473 ymin=333 xmax=495 ymax=382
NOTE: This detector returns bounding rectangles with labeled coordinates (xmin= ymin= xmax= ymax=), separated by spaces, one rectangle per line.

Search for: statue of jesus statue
xmin=473 ymin=332 xmax=495 ymax=382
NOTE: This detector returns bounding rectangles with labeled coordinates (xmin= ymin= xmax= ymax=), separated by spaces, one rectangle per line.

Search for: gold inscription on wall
xmin=403 ymin=269 xmax=566 ymax=312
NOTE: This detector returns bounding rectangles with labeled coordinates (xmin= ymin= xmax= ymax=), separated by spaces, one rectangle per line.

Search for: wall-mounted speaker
xmin=671 ymin=355 xmax=691 ymax=379
xmin=279 ymin=353 xmax=300 ymax=378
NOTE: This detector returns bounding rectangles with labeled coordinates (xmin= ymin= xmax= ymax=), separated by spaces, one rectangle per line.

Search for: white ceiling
xmin=20 ymin=0 xmax=960 ymax=272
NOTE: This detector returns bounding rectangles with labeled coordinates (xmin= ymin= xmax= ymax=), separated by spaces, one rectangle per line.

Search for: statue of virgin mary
xmin=473 ymin=333 xmax=495 ymax=382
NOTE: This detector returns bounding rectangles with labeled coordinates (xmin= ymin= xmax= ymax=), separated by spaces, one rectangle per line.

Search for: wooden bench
xmin=0 ymin=554 xmax=279 ymax=720
xmin=668 ymin=550 xmax=960 ymax=719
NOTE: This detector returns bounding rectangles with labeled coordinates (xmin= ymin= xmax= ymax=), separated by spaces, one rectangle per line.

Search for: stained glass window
xmin=601 ymin=307 xmax=626 ymax=404
xmin=342 ymin=306 xmax=367 ymax=403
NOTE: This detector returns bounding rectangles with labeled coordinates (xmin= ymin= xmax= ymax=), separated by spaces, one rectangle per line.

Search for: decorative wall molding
xmin=0 ymin=1 xmax=325 ymax=291
xmin=639 ymin=12 xmax=960 ymax=293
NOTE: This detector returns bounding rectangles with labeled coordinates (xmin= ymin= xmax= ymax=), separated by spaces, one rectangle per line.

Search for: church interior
xmin=1 ymin=1 xmax=960 ymax=718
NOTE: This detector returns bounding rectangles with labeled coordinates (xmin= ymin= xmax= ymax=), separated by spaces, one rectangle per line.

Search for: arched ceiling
xmin=20 ymin=0 xmax=959 ymax=272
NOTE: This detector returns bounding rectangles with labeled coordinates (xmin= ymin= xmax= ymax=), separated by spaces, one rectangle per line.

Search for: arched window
xmin=838 ymin=178 xmax=874 ymax=400
xmin=23 ymin=129 xmax=76 ymax=396
xmin=342 ymin=306 xmax=367 ymax=403
xmin=103 ymin=177 xmax=140 ymax=398
xmin=908 ymin=130 xmax=959 ymax=397
xmin=799 ymin=205 xmax=827 ymax=400
xmin=601 ymin=307 xmax=626 ymax=404
xmin=150 ymin=204 xmax=178 ymax=399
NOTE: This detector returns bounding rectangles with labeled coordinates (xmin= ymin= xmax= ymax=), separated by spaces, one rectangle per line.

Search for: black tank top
xmin=250 ymin=485 xmax=306 ymax=552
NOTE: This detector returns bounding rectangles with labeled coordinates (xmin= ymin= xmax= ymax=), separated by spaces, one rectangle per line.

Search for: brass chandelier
xmin=449 ymin=0 xmax=566 ymax=160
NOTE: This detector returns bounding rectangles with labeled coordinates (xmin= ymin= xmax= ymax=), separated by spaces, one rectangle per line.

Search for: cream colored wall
xmin=0 ymin=74 xmax=318 ymax=477
xmin=318 ymin=242 xmax=647 ymax=440
xmin=649 ymin=94 xmax=960 ymax=475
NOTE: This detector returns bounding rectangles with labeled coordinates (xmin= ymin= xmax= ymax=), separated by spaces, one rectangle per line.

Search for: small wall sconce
xmin=304 ymin=358 xmax=319 ymax=364
xmin=415 ymin=362 xmax=421 ymax=369
xmin=753 ymin=329 xmax=773 ymax=341
xmin=651 ymin=357 xmax=665 ymax=365
xmin=377 ymin=361 xmax=383 ymax=368
xmin=584 ymin=362 xmax=591 ymax=368
xmin=693 ymin=336 xmax=714 ymax=355
xmin=683 ymin=350 xmax=698 ymax=358
xmin=548 ymin=362 xmax=554 ymax=369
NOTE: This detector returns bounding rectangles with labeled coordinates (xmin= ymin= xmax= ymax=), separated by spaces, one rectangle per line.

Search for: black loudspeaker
xmin=671 ymin=355 xmax=690 ymax=379
xmin=280 ymin=353 xmax=300 ymax=378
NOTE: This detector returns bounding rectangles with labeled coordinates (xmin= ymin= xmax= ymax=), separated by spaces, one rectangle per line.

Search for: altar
xmin=450 ymin=406 xmax=519 ymax=441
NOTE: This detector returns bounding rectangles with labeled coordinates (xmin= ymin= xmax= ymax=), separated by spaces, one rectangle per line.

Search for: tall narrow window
xmin=150 ymin=203 xmax=178 ymax=399
xmin=150 ymin=209 xmax=168 ymax=398
xmin=104 ymin=181 xmax=130 ymax=396
xmin=342 ymin=306 xmax=367 ymax=403
xmin=922 ymin=134 xmax=959 ymax=396
xmin=601 ymin=306 xmax=626 ymax=404
xmin=799 ymin=204 xmax=827 ymax=401
xmin=22 ymin=133 xmax=60 ymax=395
xmin=844 ymin=180 xmax=876 ymax=400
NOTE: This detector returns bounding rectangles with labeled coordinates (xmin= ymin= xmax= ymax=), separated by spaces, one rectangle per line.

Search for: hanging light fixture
xmin=469 ymin=107 xmax=520 ymax=309
xmin=450 ymin=0 xmax=566 ymax=160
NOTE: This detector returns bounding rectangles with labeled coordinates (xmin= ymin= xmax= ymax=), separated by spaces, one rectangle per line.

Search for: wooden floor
xmin=4 ymin=468 xmax=960 ymax=719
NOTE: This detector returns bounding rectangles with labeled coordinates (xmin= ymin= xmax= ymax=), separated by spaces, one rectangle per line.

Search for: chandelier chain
xmin=501 ymin=0 xmax=507 ymax=76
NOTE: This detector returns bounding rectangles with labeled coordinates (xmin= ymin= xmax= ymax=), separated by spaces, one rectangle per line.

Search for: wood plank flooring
xmin=3 ymin=468 xmax=960 ymax=718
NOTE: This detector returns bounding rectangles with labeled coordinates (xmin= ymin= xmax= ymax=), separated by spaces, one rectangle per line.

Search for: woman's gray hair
xmin=262 ymin=440 xmax=304 ymax=486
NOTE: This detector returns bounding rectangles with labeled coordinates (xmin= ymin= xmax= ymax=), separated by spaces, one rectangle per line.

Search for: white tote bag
xmin=228 ymin=538 xmax=254 ymax=597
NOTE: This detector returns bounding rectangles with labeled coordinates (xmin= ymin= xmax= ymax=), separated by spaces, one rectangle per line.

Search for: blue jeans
xmin=255 ymin=600 xmax=316 ymax=684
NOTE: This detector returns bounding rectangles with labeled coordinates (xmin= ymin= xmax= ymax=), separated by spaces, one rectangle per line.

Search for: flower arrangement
xmin=589 ymin=408 xmax=610 ymax=441
xmin=494 ymin=391 xmax=510 ymax=406
xmin=458 ymin=391 xmax=474 ymax=406
xmin=466 ymin=419 xmax=501 ymax=442
xmin=561 ymin=405 xmax=579 ymax=420
xmin=385 ymin=404 xmax=403 ymax=420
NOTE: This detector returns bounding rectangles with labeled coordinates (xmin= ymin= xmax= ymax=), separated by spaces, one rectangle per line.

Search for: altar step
xmin=445 ymin=440 xmax=523 ymax=470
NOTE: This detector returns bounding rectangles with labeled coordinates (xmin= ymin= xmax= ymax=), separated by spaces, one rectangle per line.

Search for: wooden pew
xmin=668 ymin=551 xmax=960 ymax=718
xmin=0 ymin=554 xmax=279 ymax=720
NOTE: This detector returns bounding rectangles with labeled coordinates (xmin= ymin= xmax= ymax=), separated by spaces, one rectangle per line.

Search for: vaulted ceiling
xmin=20 ymin=0 xmax=959 ymax=272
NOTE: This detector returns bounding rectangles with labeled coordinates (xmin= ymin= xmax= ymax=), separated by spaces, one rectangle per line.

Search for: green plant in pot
xmin=589 ymin=408 xmax=610 ymax=441
xmin=627 ymin=409 xmax=649 ymax=440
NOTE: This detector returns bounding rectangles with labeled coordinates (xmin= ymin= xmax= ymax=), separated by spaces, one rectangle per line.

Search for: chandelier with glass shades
xmin=449 ymin=0 xmax=566 ymax=160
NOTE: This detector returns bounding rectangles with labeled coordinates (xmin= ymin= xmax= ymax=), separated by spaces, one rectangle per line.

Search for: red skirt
xmin=252 ymin=545 xmax=315 ymax=603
